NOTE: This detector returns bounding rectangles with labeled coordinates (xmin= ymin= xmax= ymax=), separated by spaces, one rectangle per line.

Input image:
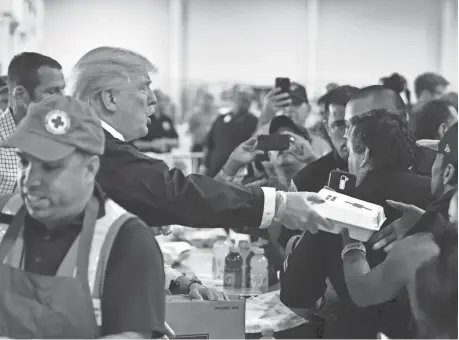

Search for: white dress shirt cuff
xmin=164 ymin=264 xmax=183 ymax=289
xmin=259 ymin=187 xmax=277 ymax=229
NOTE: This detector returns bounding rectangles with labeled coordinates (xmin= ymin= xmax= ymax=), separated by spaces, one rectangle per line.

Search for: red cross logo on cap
xmin=44 ymin=110 xmax=71 ymax=135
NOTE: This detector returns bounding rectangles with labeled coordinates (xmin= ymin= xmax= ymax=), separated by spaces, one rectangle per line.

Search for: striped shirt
xmin=0 ymin=108 xmax=18 ymax=194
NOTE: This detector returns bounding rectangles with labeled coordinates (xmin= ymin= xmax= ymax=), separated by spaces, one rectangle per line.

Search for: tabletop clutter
xmin=163 ymin=190 xmax=388 ymax=339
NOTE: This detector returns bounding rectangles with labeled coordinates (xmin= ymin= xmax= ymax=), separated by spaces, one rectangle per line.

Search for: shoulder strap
xmin=0 ymin=194 xmax=14 ymax=212
xmin=91 ymin=212 xmax=135 ymax=298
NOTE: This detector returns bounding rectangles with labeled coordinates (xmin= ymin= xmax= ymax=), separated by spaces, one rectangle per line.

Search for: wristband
xmin=187 ymin=278 xmax=203 ymax=293
xmin=341 ymin=242 xmax=366 ymax=260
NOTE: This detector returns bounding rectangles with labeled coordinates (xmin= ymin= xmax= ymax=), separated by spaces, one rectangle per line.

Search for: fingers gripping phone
xmin=275 ymin=77 xmax=290 ymax=95
xmin=257 ymin=134 xmax=293 ymax=152
xmin=327 ymin=169 xmax=357 ymax=195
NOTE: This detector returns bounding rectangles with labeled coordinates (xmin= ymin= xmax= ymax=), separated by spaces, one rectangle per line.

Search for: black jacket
xmin=280 ymin=167 xmax=432 ymax=339
xmin=205 ymin=111 xmax=258 ymax=177
xmin=96 ymin=132 xmax=265 ymax=228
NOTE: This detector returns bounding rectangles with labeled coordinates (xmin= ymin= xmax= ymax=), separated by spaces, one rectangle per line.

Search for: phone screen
xmin=257 ymin=134 xmax=292 ymax=152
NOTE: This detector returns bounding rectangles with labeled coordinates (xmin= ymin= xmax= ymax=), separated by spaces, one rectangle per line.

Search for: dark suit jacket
xmin=96 ymin=132 xmax=265 ymax=228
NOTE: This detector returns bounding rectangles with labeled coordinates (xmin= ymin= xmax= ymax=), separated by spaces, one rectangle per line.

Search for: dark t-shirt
xmin=140 ymin=114 xmax=179 ymax=142
xmin=205 ymin=111 xmax=258 ymax=177
xmin=23 ymin=199 xmax=166 ymax=337
xmin=293 ymin=150 xmax=348 ymax=192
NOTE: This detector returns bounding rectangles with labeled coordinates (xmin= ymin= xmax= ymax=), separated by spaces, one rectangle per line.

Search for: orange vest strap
xmin=92 ymin=213 xmax=135 ymax=298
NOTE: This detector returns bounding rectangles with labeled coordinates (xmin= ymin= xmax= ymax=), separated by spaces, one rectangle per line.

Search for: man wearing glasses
xmin=293 ymin=85 xmax=359 ymax=192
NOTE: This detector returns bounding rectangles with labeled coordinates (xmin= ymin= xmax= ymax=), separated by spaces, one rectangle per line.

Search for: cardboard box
xmin=313 ymin=188 xmax=386 ymax=241
xmin=166 ymin=295 xmax=246 ymax=339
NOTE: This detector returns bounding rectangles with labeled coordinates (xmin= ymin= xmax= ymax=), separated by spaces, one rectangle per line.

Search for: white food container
xmin=312 ymin=188 xmax=387 ymax=242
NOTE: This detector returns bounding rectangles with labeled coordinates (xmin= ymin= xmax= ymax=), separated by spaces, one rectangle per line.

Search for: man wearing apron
xmin=0 ymin=95 xmax=167 ymax=338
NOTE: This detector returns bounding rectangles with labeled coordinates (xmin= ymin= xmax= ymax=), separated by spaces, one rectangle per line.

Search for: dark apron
xmin=0 ymin=197 xmax=100 ymax=338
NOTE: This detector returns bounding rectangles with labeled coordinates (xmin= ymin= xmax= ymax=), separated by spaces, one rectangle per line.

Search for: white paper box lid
xmin=314 ymin=188 xmax=386 ymax=231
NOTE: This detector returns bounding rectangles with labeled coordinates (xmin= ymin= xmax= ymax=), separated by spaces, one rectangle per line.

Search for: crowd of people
xmin=0 ymin=47 xmax=456 ymax=340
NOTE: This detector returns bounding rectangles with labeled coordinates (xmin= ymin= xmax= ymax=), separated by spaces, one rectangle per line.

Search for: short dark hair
xmin=415 ymin=218 xmax=457 ymax=339
xmin=349 ymin=108 xmax=416 ymax=169
xmin=322 ymin=85 xmax=359 ymax=121
xmin=414 ymin=72 xmax=449 ymax=99
xmin=348 ymin=85 xmax=407 ymax=116
xmin=415 ymin=100 xmax=456 ymax=140
xmin=7 ymin=52 xmax=62 ymax=98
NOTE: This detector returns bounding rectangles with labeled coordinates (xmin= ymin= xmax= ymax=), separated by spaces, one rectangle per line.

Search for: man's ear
xmin=13 ymin=85 xmax=31 ymax=105
xmin=100 ymin=89 xmax=117 ymax=113
xmin=443 ymin=163 xmax=456 ymax=187
xmin=438 ymin=123 xmax=448 ymax=139
xmin=361 ymin=147 xmax=371 ymax=168
xmin=84 ymin=155 xmax=100 ymax=182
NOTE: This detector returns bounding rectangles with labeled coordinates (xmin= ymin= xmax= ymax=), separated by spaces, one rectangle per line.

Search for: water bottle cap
xmin=238 ymin=240 xmax=249 ymax=247
xmin=253 ymin=248 xmax=264 ymax=255
xmin=230 ymin=246 xmax=240 ymax=253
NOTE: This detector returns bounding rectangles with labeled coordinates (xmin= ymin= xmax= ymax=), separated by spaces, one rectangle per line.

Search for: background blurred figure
xmin=414 ymin=72 xmax=449 ymax=103
xmin=0 ymin=76 xmax=8 ymax=113
xmin=188 ymin=92 xmax=218 ymax=152
xmin=283 ymin=82 xmax=310 ymax=127
xmin=441 ymin=91 xmax=458 ymax=112
xmin=380 ymin=72 xmax=411 ymax=110
xmin=204 ymin=84 xmax=257 ymax=177
xmin=411 ymin=100 xmax=458 ymax=176
xmin=325 ymin=82 xmax=339 ymax=92
xmin=410 ymin=72 xmax=449 ymax=132
xmin=414 ymin=100 xmax=458 ymax=141
xmin=133 ymin=89 xmax=179 ymax=153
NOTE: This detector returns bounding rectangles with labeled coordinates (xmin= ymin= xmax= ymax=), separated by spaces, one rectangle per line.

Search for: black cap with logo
xmin=416 ymin=122 xmax=458 ymax=164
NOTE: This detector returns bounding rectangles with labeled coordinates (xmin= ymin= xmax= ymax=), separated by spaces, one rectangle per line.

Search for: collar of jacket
xmin=100 ymin=120 xmax=125 ymax=141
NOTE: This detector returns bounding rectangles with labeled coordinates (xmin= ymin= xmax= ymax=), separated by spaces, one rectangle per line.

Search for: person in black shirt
xmin=205 ymin=84 xmax=258 ymax=177
xmin=282 ymin=91 xmax=431 ymax=339
xmin=293 ymin=85 xmax=358 ymax=191
xmin=133 ymin=90 xmax=179 ymax=153
xmin=372 ymin=122 xmax=458 ymax=248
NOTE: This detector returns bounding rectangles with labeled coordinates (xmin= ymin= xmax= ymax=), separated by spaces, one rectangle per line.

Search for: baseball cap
xmin=289 ymin=82 xmax=308 ymax=106
xmin=1 ymin=95 xmax=105 ymax=162
xmin=416 ymin=122 xmax=457 ymax=163
xmin=269 ymin=115 xmax=310 ymax=142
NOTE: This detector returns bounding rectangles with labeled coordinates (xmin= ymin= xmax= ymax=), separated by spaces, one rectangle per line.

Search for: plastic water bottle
xmin=224 ymin=246 xmax=243 ymax=288
xmin=250 ymin=248 xmax=269 ymax=293
xmin=212 ymin=236 xmax=230 ymax=280
xmin=238 ymin=240 xmax=250 ymax=288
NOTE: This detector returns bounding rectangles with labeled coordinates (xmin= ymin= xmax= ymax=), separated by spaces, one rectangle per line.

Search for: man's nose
xmin=22 ymin=165 xmax=42 ymax=189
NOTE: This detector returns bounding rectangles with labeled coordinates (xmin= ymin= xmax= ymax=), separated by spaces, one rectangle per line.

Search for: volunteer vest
xmin=0 ymin=194 xmax=134 ymax=326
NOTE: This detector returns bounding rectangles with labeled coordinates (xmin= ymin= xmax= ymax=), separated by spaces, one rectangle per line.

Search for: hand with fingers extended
xmin=275 ymin=191 xmax=333 ymax=233
xmin=189 ymin=283 xmax=229 ymax=301
xmin=286 ymin=136 xmax=318 ymax=164
xmin=259 ymin=88 xmax=292 ymax=127
xmin=219 ymin=136 xmax=265 ymax=179
xmin=369 ymin=200 xmax=425 ymax=252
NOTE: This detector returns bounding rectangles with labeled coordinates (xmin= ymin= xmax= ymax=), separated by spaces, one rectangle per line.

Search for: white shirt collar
xmin=100 ymin=120 xmax=125 ymax=142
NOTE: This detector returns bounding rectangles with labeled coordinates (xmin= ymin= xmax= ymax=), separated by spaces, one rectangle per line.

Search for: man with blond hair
xmin=68 ymin=46 xmax=331 ymax=294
